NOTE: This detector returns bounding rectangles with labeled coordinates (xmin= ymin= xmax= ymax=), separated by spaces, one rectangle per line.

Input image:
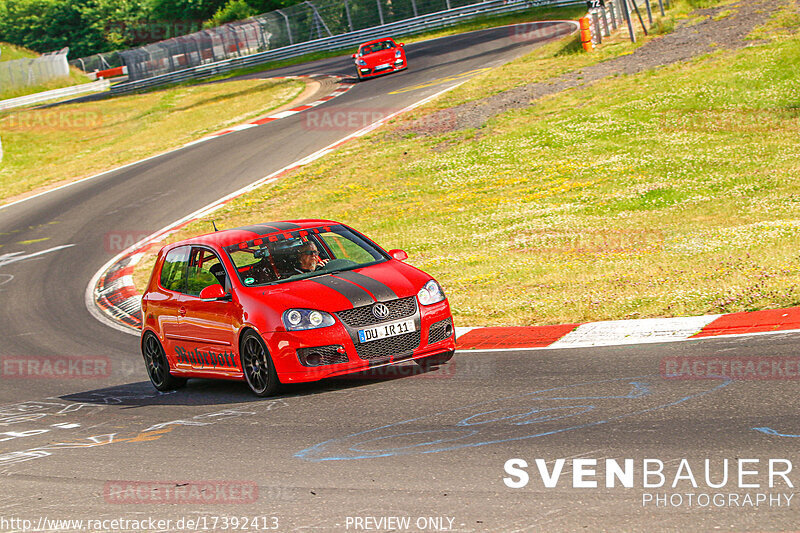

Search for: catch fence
xmin=0 ymin=48 xmax=70 ymax=92
xmin=112 ymin=0 xmax=583 ymax=92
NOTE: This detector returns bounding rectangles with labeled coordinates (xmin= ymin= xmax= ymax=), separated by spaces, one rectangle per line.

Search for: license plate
xmin=358 ymin=319 xmax=415 ymax=343
xmin=375 ymin=63 xmax=391 ymax=70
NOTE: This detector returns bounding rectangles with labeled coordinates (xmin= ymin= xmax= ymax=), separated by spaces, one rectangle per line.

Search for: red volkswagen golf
xmin=352 ymin=37 xmax=407 ymax=80
xmin=140 ymin=220 xmax=455 ymax=396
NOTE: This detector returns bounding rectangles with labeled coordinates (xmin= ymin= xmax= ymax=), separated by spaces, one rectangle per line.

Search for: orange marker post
xmin=579 ymin=17 xmax=593 ymax=52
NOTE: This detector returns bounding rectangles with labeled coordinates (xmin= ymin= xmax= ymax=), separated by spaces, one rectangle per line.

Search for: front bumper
xmin=357 ymin=59 xmax=406 ymax=78
xmin=269 ymin=298 xmax=454 ymax=383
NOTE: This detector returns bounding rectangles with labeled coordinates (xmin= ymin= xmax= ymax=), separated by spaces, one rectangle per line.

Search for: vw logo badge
xmin=372 ymin=303 xmax=390 ymax=320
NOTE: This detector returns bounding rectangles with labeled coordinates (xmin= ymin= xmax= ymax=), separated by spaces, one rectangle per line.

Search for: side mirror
xmin=351 ymin=53 xmax=357 ymax=59
xmin=199 ymin=284 xmax=227 ymax=301
xmin=389 ymin=249 xmax=408 ymax=261
xmin=399 ymin=43 xmax=405 ymax=47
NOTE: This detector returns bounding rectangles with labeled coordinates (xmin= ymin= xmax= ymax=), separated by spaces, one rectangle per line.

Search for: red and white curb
xmin=183 ymin=75 xmax=354 ymax=147
xmin=454 ymin=309 xmax=800 ymax=351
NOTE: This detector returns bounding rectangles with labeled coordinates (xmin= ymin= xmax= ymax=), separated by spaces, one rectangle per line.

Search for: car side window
xmin=185 ymin=248 xmax=226 ymax=297
xmin=159 ymin=246 xmax=190 ymax=293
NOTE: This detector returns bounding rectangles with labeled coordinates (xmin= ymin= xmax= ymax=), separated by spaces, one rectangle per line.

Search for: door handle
xmin=178 ymin=307 xmax=187 ymax=316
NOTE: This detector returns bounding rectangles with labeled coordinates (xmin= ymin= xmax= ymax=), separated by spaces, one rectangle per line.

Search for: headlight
xmin=395 ymin=49 xmax=402 ymax=58
xmin=357 ymin=59 xmax=367 ymax=66
xmin=286 ymin=309 xmax=302 ymax=326
xmin=417 ymin=280 xmax=445 ymax=306
xmin=282 ymin=309 xmax=335 ymax=330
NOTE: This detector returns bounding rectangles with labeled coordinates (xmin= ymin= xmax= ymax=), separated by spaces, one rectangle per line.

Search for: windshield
xmin=224 ymin=224 xmax=387 ymax=287
xmin=360 ymin=40 xmax=394 ymax=55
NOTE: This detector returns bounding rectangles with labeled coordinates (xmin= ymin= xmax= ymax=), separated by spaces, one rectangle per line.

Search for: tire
xmin=414 ymin=350 xmax=454 ymax=370
xmin=141 ymin=332 xmax=187 ymax=391
xmin=240 ymin=330 xmax=280 ymax=397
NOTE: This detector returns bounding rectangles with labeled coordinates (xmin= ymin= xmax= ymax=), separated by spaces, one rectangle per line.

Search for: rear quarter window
xmin=159 ymin=246 xmax=190 ymax=292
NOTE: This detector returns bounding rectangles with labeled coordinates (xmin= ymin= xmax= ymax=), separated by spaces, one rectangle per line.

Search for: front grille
xmin=428 ymin=318 xmax=453 ymax=345
xmin=297 ymin=345 xmax=348 ymax=367
xmin=336 ymin=297 xmax=416 ymax=328
xmin=355 ymin=331 xmax=421 ymax=360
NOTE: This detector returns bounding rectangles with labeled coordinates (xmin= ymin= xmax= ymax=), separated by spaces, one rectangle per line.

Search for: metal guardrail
xmin=111 ymin=0 xmax=583 ymax=94
xmin=0 ymin=79 xmax=111 ymax=110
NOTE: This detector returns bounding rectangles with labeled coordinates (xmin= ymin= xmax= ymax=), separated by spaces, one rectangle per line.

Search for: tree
xmin=0 ymin=0 xmax=147 ymax=57
xmin=205 ymin=0 xmax=255 ymax=27
xmin=146 ymin=0 xmax=228 ymax=22
xmin=0 ymin=0 xmax=304 ymax=58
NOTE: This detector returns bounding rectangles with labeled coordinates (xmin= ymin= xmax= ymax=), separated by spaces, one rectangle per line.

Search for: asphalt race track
xmin=1 ymin=24 xmax=799 ymax=532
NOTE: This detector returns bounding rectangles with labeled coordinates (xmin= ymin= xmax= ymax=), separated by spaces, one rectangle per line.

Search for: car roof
xmin=359 ymin=38 xmax=396 ymax=47
xmin=169 ymin=220 xmax=342 ymax=249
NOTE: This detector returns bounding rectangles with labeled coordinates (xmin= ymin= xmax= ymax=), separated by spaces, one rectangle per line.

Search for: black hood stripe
xmin=267 ymin=222 xmax=302 ymax=230
xmin=232 ymin=222 xmax=302 ymax=234
xmin=309 ymin=276 xmax=375 ymax=307
xmin=333 ymin=272 xmax=397 ymax=302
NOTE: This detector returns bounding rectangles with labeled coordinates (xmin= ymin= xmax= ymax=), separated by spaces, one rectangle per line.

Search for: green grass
xmin=0 ymin=42 xmax=92 ymax=100
xmin=0 ymin=78 xmax=305 ymax=201
xmin=1 ymin=43 xmax=38 ymax=62
xmin=713 ymin=8 xmax=735 ymax=20
xmin=748 ymin=0 xmax=800 ymax=40
xmin=131 ymin=0 xmax=800 ymax=328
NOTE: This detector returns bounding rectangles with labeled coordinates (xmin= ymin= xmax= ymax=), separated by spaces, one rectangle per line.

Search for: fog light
xmin=445 ymin=324 xmax=453 ymax=337
xmin=306 ymin=352 xmax=321 ymax=366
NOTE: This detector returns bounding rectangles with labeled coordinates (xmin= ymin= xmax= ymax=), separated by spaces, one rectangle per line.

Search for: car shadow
xmin=59 ymin=361 xmax=448 ymax=407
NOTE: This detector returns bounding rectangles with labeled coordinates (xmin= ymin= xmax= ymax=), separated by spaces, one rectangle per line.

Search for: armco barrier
xmin=0 ymin=80 xmax=110 ymax=111
xmin=111 ymin=0 xmax=583 ymax=94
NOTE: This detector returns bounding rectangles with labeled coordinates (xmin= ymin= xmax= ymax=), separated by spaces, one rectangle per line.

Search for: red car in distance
xmin=140 ymin=220 xmax=455 ymax=397
xmin=352 ymin=37 xmax=407 ymax=80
